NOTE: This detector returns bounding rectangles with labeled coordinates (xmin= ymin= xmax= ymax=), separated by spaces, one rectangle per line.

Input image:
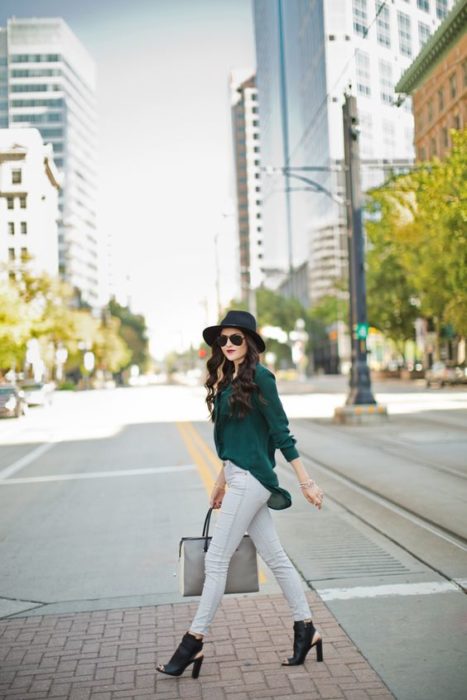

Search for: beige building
xmin=0 ymin=128 xmax=60 ymax=278
xmin=396 ymin=0 xmax=467 ymax=160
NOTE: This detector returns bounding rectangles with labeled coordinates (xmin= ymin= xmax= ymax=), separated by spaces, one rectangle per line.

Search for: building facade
xmin=252 ymin=0 xmax=454 ymax=307
xmin=0 ymin=18 xmax=99 ymax=307
xmin=230 ymin=72 xmax=264 ymax=311
xmin=396 ymin=0 xmax=466 ymax=161
xmin=0 ymin=128 xmax=60 ymax=278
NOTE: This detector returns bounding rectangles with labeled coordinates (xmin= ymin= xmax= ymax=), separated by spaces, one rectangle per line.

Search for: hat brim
xmin=203 ymin=324 xmax=265 ymax=353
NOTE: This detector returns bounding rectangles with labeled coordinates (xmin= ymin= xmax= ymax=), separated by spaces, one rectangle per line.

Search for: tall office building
xmin=230 ymin=72 xmax=264 ymax=311
xmin=253 ymin=0 xmax=454 ymax=306
xmin=0 ymin=18 xmax=99 ymax=307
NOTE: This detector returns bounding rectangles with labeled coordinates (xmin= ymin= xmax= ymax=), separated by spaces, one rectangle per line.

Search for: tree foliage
xmin=108 ymin=298 xmax=150 ymax=370
xmin=0 ymin=283 xmax=32 ymax=373
xmin=0 ymin=263 xmax=134 ymax=378
xmin=365 ymin=130 xmax=467 ymax=341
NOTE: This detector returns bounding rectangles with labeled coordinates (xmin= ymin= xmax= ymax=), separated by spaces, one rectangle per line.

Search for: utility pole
xmin=342 ymin=93 xmax=377 ymax=407
xmin=277 ymin=0 xmax=294 ymax=297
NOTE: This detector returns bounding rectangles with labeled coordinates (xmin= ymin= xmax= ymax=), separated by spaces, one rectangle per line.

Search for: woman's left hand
xmin=210 ymin=483 xmax=226 ymax=509
xmin=301 ymin=481 xmax=324 ymax=509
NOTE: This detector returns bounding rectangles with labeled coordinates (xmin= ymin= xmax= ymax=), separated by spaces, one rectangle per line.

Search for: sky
xmin=0 ymin=0 xmax=256 ymax=359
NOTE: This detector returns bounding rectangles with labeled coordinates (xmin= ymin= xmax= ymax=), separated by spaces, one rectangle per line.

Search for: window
xmin=8 ymin=222 xmax=15 ymax=236
xmin=442 ymin=127 xmax=449 ymax=148
xmin=20 ymin=247 xmax=28 ymax=261
xmin=356 ymin=50 xmax=371 ymax=96
xmin=419 ymin=146 xmax=427 ymax=161
xmin=436 ymin=0 xmax=448 ymax=19
xmin=398 ymin=12 xmax=412 ymax=57
xmin=11 ymin=83 xmax=48 ymax=92
xmin=418 ymin=22 xmax=431 ymax=47
xmin=438 ymin=88 xmax=444 ymax=112
xmin=428 ymin=99 xmax=433 ymax=122
xmin=379 ymin=60 xmax=393 ymax=104
xmin=20 ymin=222 xmax=27 ymax=235
xmin=12 ymin=169 xmax=22 ymax=184
xmin=449 ymin=73 xmax=457 ymax=99
xmin=463 ymin=60 xmax=467 ymax=88
xmin=11 ymin=68 xmax=61 ymax=77
xmin=453 ymin=114 xmax=460 ymax=130
xmin=353 ymin=0 xmax=368 ymax=37
xmin=10 ymin=53 xmax=60 ymax=63
xmin=417 ymin=0 xmax=430 ymax=12
xmin=19 ymin=196 xmax=27 ymax=209
xmin=430 ymin=137 xmax=437 ymax=157
xmin=376 ymin=2 xmax=391 ymax=48
xmin=8 ymin=248 xmax=15 ymax=261
xmin=11 ymin=98 xmax=63 ymax=108
xmin=7 ymin=196 xmax=14 ymax=209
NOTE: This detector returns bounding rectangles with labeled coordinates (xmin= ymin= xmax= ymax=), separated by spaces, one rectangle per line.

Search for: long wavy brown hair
xmin=205 ymin=333 xmax=263 ymax=420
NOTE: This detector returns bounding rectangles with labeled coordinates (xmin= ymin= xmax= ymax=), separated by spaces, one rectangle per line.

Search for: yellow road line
xmin=176 ymin=422 xmax=215 ymax=493
xmin=176 ymin=420 xmax=267 ymax=585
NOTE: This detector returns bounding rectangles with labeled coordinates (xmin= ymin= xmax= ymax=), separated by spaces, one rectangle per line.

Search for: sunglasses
xmin=217 ymin=333 xmax=245 ymax=347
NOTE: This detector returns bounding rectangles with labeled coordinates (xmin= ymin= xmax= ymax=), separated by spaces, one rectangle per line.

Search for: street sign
xmin=355 ymin=323 xmax=368 ymax=339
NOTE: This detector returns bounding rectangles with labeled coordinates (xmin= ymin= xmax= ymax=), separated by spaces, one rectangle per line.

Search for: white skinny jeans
xmin=189 ymin=460 xmax=312 ymax=636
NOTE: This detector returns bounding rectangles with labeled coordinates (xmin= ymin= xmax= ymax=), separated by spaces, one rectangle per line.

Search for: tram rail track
xmin=296 ymin=416 xmax=467 ymax=482
xmin=283 ymin=447 xmax=467 ymax=594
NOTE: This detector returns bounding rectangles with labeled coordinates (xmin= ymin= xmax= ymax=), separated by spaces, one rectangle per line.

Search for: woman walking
xmin=156 ymin=310 xmax=324 ymax=679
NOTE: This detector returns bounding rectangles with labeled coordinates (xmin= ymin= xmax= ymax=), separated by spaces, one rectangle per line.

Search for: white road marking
xmin=0 ymin=441 xmax=57 ymax=480
xmin=0 ymin=464 xmax=197 ymax=484
xmin=318 ymin=581 xmax=459 ymax=601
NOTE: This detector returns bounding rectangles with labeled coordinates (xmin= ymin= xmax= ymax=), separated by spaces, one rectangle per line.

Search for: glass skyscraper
xmin=0 ymin=18 xmax=99 ymax=306
xmin=253 ymin=0 xmax=454 ymax=307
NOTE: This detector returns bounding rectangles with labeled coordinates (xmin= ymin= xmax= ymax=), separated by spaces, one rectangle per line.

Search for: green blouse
xmin=213 ymin=362 xmax=299 ymax=509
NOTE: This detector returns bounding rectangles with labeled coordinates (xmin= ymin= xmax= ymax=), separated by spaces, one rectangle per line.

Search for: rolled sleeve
xmin=255 ymin=367 xmax=300 ymax=462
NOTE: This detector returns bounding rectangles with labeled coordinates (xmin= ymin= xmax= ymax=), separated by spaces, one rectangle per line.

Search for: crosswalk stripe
xmin=318 ymin=581 xmax=460 ymax=600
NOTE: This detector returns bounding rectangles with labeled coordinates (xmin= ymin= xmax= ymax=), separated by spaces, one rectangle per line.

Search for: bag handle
xmin=202 ymin=507 xmax=213 ymax=552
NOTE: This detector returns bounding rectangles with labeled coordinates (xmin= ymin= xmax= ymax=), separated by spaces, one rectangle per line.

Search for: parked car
xmin=425 ymin=361 xmax=465 ymax=387
xmin=0 ymin=385 xmax=27 ymax=418
xmin=19 ymin=381 xmax=54 ymax=407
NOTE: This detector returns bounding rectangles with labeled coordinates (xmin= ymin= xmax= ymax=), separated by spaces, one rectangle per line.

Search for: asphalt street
xmin=0 ymin=379 xmax=466 ymax=700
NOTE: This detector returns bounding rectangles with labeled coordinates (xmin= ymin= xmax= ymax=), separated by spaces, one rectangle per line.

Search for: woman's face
xmin=218 ymin=327 xmax=247 ymax=365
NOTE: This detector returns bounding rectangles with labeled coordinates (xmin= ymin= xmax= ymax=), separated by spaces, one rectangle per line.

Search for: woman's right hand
xmin=301 ymin=480 xmax=324 ymax=509
xmin=210 ymin=483 xmax=226 ymax=509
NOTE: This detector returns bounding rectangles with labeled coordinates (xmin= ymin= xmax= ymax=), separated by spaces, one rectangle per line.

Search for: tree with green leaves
xmin=365 ymin=130 xmax=467 ymax=353
xmin=0 ymin=283 xmax=32 ymax=376
xmin=108 ymin=298 xmax=150 ymax=371
xmin=365 ymin=193 xmax=420 ymax=355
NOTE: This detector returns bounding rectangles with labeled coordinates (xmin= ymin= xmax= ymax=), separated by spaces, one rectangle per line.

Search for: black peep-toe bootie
xmin=281 ymin=620 xmax=323 ymax=666
xmin=156 ymin=631 xmax=204 ymax=678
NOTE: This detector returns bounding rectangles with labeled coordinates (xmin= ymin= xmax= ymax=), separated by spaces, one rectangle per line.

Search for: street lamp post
xmin=341 ymin=93 xmax=376 ymax=406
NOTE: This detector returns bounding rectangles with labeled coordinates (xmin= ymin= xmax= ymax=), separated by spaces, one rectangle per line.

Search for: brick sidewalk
xmin=0 ymin=592 xmax=394 ymax=700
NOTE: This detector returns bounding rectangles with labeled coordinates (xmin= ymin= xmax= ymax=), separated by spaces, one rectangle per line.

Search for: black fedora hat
xmin=203 ymin=310 xmax=265 ymax=353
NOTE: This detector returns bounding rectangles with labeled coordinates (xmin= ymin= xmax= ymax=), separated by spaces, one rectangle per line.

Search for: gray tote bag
xmin=178 ymin=507 xmax=259 ymax=596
